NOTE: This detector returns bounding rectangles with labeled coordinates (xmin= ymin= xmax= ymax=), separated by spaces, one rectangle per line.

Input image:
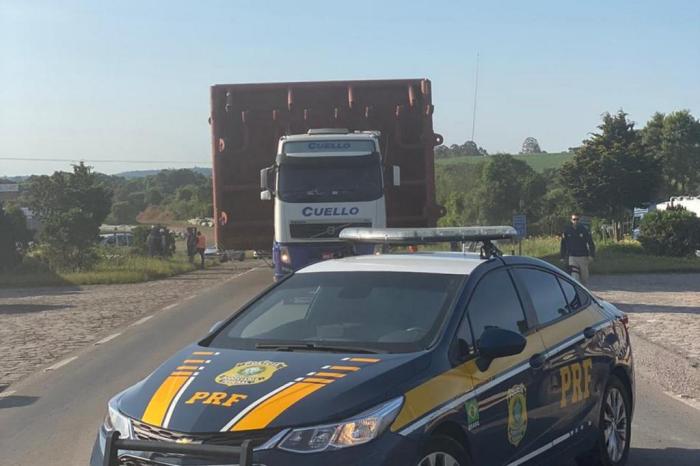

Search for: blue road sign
xmin=513 ymin=214 xmax=527 ymax=238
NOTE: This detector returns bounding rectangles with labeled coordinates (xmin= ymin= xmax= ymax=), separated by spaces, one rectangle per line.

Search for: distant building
xmin=0 ymin=184 xmax=20 ymax=202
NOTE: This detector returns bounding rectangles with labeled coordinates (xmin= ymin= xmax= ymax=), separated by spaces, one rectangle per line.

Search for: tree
xmin=520 ymin=137 xmax=542 ymax=154
xmin=638 ymin=206 xmax=700 ymax=256
xmin=477 ymin=154 xmax=546 ymax=224
xmin=560 ymin=111 xmax=660 ymax=231
xmin=643 ymin=110 xmax=700 ymax=197
xmin=0 ymin=202 xmax=21 ymax=271
xmin=24 ymin=163 xmax=112 ymax=270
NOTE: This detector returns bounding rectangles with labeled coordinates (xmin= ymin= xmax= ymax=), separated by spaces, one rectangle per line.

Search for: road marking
xmin=131 ymin=315 xmax=154 ymax=326
xmin=44 ymin=356 xmax=78 ymax=372
xmin=94 ymin=333 xmax=121 ymax=345
xmin=0 ymin=390 xmax=17 ymax=399
xmin=162 ymin=303 xmax=178 ymax=311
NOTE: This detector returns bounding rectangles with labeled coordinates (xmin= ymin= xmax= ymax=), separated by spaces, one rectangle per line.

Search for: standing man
xmin=195 ymin=231 xmax=207 ymax=269
xmin=560 ymin=214 xmax=595 ymax=285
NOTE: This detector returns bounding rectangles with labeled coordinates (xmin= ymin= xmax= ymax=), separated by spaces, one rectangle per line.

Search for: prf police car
xmin=92 ymin=227 xmax=634 ymax=466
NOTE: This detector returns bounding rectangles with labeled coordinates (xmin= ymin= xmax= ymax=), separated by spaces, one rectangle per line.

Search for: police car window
xmin=558 ymin=277 xmax=583 ymax=311
xmin=209 ymin=272 xmax=464 ymax=353
xmin=514 ymin=269 xmax=570 ymax=326
xmin=467 ymin=269 xmax=528 ymax=342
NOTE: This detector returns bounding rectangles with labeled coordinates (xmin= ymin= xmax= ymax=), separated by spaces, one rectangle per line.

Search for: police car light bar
xmin=339 ymin=226 xmax=518 ymax=245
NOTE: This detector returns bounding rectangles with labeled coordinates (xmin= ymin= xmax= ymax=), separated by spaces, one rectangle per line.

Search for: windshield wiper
xmin=255 ymin=343 xmax=380 ymax=354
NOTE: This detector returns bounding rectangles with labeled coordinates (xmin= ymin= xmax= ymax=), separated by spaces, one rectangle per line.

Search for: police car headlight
xmin=278 ymin=397 xmax=403 ymax=453
xmin=103 ymin=396 xmax=133 ymax=438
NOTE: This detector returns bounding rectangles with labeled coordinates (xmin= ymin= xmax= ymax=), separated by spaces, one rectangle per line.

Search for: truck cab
xmin=260 ymin=129 xmax=399 ymax=280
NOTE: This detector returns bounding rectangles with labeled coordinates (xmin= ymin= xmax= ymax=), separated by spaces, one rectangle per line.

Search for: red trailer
xmin=210 ymin=79 xmax=445 ymax=251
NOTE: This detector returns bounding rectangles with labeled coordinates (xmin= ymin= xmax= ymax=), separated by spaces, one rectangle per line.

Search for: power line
xmin=0 ymin=156 xmax=209 ymax=165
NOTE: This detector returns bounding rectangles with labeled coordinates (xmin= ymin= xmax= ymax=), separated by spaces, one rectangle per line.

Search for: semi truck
xmin=209 ymin=79 xmax=444 ymax=278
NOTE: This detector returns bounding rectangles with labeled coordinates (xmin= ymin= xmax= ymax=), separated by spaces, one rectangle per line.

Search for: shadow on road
xmin=614 ymin=303 xmax=700 ymax=315
xmin=0 ymin=304 xmax=75 ymax=315
xmin=629 ymin=447 xmax=700 ymax=465
xmin=0 ymin=395 xmax=40 ymax=409
xmin=0 ymin=287 xmax=82 ymax=299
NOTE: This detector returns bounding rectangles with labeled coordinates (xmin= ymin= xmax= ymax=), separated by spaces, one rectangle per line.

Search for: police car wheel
xmin=417 ymin=435 xmax=469 ymax=466
xmin=579 ymin=376 xmax=631 ymax=466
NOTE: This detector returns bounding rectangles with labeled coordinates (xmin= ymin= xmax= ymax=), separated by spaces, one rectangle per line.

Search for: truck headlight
xmin=278 ymin=397 xmax=402 ymax=453
xmin=279 ymin=246 xmax=291 ymax=265
xmin=103 ymin=396 xmax=133 ymax=438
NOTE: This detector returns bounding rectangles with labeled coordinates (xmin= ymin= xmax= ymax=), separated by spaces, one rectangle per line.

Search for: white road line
xmin=162 ymin=303 xmax=178 ymax=311
xmin=0 ymin=390 xmax=17 ymax=399
xmin=94 ymin=333 xmax=121 ymax=345
xmin=131 ymin=315 xmax=154 ymax=326
xmin=44 ymin=356 xmax=78 ymax=372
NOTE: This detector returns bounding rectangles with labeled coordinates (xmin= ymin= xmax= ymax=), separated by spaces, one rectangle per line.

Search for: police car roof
xmin=297 ymin=252 xmax=487 ymax=276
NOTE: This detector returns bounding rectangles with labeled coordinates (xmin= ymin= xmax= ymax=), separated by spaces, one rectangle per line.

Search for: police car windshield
xmin=208 ymin=271 xmax=465 ymax=353
xmin=278 ymin=155 xmax=382 ymax=203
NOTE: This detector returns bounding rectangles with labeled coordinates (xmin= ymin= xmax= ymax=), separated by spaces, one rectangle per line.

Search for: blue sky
xmin=1 ymin=0 xmax=699 ymax=176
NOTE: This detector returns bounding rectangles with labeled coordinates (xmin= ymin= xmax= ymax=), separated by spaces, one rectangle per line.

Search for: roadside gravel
xmin=0 ymin=260 xmax=264 ymax=390
xmin=590 ymin=274 xmax=700 ymax=406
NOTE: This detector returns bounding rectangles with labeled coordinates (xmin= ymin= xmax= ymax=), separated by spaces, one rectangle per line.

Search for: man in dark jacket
xmin=560 ymin=214 xmax=595 ymax=285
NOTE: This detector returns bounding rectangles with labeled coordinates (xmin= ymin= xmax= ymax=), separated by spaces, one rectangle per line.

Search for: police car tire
xmin=417 ymin=435 xmax=469 ymax=466
xmin=579 ymin=375 xmax=631 ymax=466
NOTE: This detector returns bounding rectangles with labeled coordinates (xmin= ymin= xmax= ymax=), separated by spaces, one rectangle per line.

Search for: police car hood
xmin=118 ymin=344 xmax=426 ymax=433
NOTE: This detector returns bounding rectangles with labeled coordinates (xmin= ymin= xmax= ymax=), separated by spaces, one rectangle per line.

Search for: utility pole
xmin=471 ymin=52 xmax=480 ymax=142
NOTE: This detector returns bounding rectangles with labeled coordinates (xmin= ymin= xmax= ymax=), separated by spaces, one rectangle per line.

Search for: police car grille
xmin=289 ymin=222 xmax=371 ymax=239
xmin=131 ymin=419 xmax=279 ymax=448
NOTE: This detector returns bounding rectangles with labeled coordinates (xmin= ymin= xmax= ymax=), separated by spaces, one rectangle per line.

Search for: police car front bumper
xmin=90 ymin=425 xmax=419 ymax=466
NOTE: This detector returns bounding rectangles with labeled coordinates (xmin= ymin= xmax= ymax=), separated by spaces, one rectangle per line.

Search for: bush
xmin=638 ymin=207 xmax=700 ymax=257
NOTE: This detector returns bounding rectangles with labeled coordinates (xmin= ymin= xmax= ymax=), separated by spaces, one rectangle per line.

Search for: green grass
xmin=436 ymin=152 xmax=574 ymax=173
xmin=0 ymin=249 xmax=218 ymax=288
xmin=520 ymin=236 xmax=700 ymax=274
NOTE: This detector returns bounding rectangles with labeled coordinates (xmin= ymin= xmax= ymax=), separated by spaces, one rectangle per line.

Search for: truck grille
xmin=289 ymin=222 xmax=371 ymax=239
xmin=131 ymin=419 xmax=279 ymax=449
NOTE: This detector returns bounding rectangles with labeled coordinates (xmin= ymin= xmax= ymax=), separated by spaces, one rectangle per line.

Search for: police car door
xmin=463 ymin=268 xmax=549 ymax=465
xmin=511 ymin=267 xmax=602 ymax=450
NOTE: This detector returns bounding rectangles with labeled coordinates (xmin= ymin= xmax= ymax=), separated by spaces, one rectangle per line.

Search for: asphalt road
xmin=0 ymin=267 xmax=698 ymax=466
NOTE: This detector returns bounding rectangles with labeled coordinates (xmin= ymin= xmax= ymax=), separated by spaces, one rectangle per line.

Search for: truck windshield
xmin=278 ymin=155 xmax=382 ymax=203
xmin=207 ymin=271 xmax=465 ymax=353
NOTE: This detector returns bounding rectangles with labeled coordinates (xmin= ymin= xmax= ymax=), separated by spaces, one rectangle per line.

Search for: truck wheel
xmin=417 ymin=435 xmax=469 ymax=466
xmin=577 ymin=375 xmax=631 ymax=466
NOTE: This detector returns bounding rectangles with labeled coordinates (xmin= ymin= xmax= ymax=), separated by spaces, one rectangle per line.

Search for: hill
xmin=435 ymin=152 xmax=573 ymax=172
xmin=115 ymin=166 xmax=211 ymax=179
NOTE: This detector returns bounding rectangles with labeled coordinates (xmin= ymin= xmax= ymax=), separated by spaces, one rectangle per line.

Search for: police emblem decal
xmin=465 ymin=398 xmax=480 ymax=430
xmin=507 ymin=383 xmax=528 ymax=447
xmin=215 ymin=361 xmax=287 ymax=387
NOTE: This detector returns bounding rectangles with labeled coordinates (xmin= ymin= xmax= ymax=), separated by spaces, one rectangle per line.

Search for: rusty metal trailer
xmin=210 ymin=79 xmax=444 ymax=251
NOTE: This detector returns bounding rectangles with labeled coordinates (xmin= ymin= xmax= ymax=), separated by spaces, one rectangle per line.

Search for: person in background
xmin=185 ymin=227 xmax=197 ymax=263
xmin=146 ymin=226 xmax=158 ymax=257
xmin=195 ymin=231 xmax=207 ymax=269
xmin=560 ymin=214 xmax=596 ymax=285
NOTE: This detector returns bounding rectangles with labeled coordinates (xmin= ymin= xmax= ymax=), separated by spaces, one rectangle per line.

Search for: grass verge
xmin=0 ymin=254 xmax=216 ymax=288
xmin=520 ymin=237 xmax=700 ymax=274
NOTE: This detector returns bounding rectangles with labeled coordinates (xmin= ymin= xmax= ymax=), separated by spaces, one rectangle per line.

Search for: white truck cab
xmin=260 ymin=129 xmax=399 ymax=279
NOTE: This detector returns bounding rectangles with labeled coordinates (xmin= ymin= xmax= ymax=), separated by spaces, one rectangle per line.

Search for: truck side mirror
xmin=391 ymin=165 xmax=401 ymax=186
xmin=260 ymin=166 xmax=275 ymax=200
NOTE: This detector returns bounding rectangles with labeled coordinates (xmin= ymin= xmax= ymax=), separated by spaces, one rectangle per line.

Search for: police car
xmin=92 ymin=227 xmax=634 ymax=466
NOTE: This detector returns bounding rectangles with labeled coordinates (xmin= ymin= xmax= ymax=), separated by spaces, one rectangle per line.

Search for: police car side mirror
xmin=476 ymin=328 xmax=527 ymax=371
xmin=260 ymin=190 xmax=272 ymax=201
xmin=209 ymin=321 xmax=224 ymax=334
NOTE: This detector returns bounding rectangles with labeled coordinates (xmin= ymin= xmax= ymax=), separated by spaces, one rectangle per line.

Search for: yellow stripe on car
xmin=231 ymin=382 xmax=325 ymax=431
xmin=142 ymin=375 xmax=190 ymax=426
